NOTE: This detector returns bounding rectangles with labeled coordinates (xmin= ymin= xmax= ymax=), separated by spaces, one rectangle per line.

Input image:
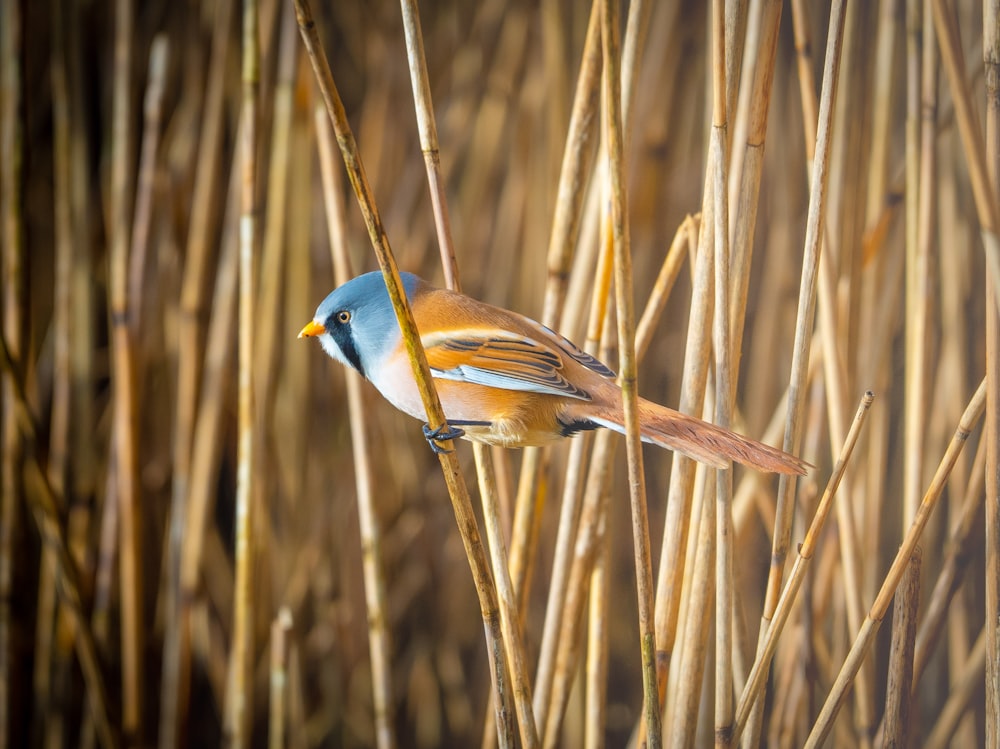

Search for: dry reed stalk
xmin=0 ymin=1 xmax=24 ymax=740
xmin=903 ymin=0 xmax=926 ymax=529
xmin=584 ymin=499 xmax=611 ymax=749
xmin=36 ymin=1 xmax=77 ymax=740
xmin=0 ymin=334 xmax=116 ymax=749
xmin=602 ymin=0 xmax=660 ymax=739
xmin=160 ymin=4 xmax=233 ymax=746
xmin=542 ymin=0 xmax=600 ymax=327
xmin=398 ymin=2 xmax=536 ymax=742
xmin=923 ymin=626 xmax=987 ymax=749
xmin=268 ymin=609 xmax=292 ymax=749
xmin=866 ymin=0 xmax=897 ymax=225
xmin=744 ymin=1 xmax=847 ymax=744
xmin=108 ymin=0 xmax=143 ymax=738
xmin=316 ymin=105 xmax=396 ymax=749
xmin=400 ymin=0 xmax=460 ymax=289
xmin=293 ymin=3 xmax=515 ymax=745
xmin=506 ymin=0 xmax=601 ymax=630
xmin=930 ymin=0 xmax=1000 ymax=298
xmin=986 ymin=0 xmax=1000 ymax=741
xmin=253 ymin=3 xmax=296 ymax=456
xmin=881 ymin=545 xmax=921 ymax=749
xmin=666 ymin=469 xmax=716 ymax=749
xmin=804 ymin=378 xmax=987 ymax=748
xmin=733 ymin=391 xmax=873 ymax=743
xmin=727 ymin=0 xmax=781 ymax=374
xmin=226 ymin=0 xmax=259 ymax=744
xmin=533 ymin=221 xmax=614 ymax=736
xmin=178 ymin=131 xmax=243 ymax=737
xmin=474 ymin=446 xmax=539 ymax=748
xmin=653 ymin=200 xmax=713 ymax=726
xmin=910 ymin=416 xmax=986 ymax=690
xmin=542 ymin=429 xmax=617 ymax=749
xmin=635 ymin=216 xmax=695 ymax=361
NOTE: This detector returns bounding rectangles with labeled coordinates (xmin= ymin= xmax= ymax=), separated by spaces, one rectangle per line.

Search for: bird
xmin=299 ymin=271 xmax=809 ymax=475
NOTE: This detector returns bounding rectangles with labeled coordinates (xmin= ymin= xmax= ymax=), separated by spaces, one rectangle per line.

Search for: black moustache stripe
xmin=330 ymin=325 xmax=365 ymax=378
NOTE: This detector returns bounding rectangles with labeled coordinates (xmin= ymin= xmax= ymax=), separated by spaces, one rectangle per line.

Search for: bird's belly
xmin=368 ymin=356 xmax=568 ymax=448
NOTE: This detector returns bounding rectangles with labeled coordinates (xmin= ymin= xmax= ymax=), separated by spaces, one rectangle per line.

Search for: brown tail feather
xmin=590 ymin=398 xmax=809 ymax=475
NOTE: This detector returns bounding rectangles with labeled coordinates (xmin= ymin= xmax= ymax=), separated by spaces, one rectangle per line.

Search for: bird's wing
xmin=423 ymin=333 xmax=593 ymax=400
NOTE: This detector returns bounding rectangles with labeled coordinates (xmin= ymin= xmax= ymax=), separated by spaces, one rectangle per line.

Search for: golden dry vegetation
xmin=1 ymin=0 xmax=998 ymax=747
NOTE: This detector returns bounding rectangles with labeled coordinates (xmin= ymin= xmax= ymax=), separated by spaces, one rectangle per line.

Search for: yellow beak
xmin=298 ymin=320 xmax=326 ymax=339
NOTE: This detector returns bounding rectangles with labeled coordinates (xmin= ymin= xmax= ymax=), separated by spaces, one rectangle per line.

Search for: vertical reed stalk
xmin=316 ymin=105 xmax=397 ymax=749
xmin=0 ymin=336 xmax=116 ymax=749
xmin=293 ymin=3 xmax=514 ymax=745
xmin=268 ymin=609 xmax=292 ymax=749
xmin=881 ymin=545 xmax=921 ymax=749
xmin=903 ymin=0 xmax=924 ymax=529
xmin=584 ymin=502 xmax=611 ymax=749
xmin=160 ymin=4 xmax=232 ymax=747
xmin=734 ymin=392 xmax=873 ymax=744
xmin=227 ymin=0 xmax=259 ymax=744
xmin=400 ymin=1 xmax=536 ymax=742
xmin=746 ymin=4 xmax=847 ymax=745
xmin=601 ymin=1 xmax=659 ymax=744
xmin=710 ymin=0 xmax=734 ymax=744
xmin=108 ymin=0 xmax=142 ymax=739
xmin=984 ymin=2 xmax=1000 ymax=743
xmin=0 ymin=3 xmax=25 ymax=744
xmin=804 ymin=379 xmax=986 ymax=748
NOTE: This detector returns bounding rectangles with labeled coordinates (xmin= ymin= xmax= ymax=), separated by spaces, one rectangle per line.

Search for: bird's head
xmin=298 ymin=271 xmax=423 ymax=378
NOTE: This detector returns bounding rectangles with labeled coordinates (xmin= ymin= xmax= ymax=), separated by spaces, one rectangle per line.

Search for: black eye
xmin=335 ymin=310 xmax=351 ymax=324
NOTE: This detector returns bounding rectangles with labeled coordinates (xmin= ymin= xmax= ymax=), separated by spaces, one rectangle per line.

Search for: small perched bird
xmin=299 ymin=271 xmax=808 ymax=475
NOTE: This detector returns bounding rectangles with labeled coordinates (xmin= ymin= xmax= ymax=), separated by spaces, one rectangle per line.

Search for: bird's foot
xmin=422 ymin=423 xmax=466 ymax=454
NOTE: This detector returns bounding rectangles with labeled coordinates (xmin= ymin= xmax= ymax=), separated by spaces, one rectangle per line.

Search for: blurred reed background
xmin=1 ymin=0 xmax=998 ymax=747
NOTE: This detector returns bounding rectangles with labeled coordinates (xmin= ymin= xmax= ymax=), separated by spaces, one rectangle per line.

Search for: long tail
xmin=590 ymin=397 xmax=810 ymax=475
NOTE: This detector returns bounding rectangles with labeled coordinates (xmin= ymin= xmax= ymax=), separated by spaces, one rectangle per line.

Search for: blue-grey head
xmin=298 ymin=271 xmax=424 ymax=378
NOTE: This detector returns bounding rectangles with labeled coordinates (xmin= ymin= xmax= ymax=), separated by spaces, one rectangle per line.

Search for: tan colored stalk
xmin=316 ymin=105 xmax=396 ymax=749
xmin=881 ymin=545 xmax=921 ymax=748
xmin=179 ymin=133 xmax=242 ymax=691
xmin=910 ymin=435 xmax=986 ymax=688
xmin=709 ymin=0 xmax=735 ymax=744
xmin=902 ymin=0 xmax=925 ymax=528
xmin=0 ymin=3 xmax=27 ymax=736
xmin=924 ymin=627 xmax=988 ymax=749
xmin=654 ymin=193 xmax=713 ymax=732
xmin=160 ymin=3 xmax=233 ymax=745
xmin=728 ymin=0 xmax=782 ymax=373
xmin=542 ymin=429 xmax=617 ymax=749
xmin=38 ymin=2 xmax=77 ymax=740
xmin=227 ymin=0 xmax=259 ymax=744
xmin=930 ymin=0 xmax=1000 ymax=300
xmin=666 ymin=470 xmax=716 ymax=749
xmin=0 ymin=5 xmax=24 ymax=743
xmin=534 ymin=221 xmax=614 ymax=735
xmin=128 ymin=36 xmax=170 ymax=331
xmin=0 ymin=334 xmax=116 ymax=749
xmin=866 ymin=0 xmax=897 ymax=225
xmin=399 ymin=2 xmax=537 ymax=742
xmin=984 ymin=1 xmax=1000 ymax=742
xmin=733 ymin=391 xmax=873 ymax=744
xmin=584 ymin=501 xmax=611 ymax=749
xmin=509 ymin=0 xmax=602 ymax=623
xmin=744 ymin=3 xmax=848 ymax=745
xmin=803 ymin=379 xmax=987 ymax=748
xmin=253 ymin=3 xmax=296 ymax=451
xmin=601 ymin=0 xmax=660 ymax=744
xmin=293 ymin=2 xmax=514 ymax=745
xmin=474 ymin=446 xmax=539 ymax=748
xmin=108 ymin=0 xmax=142 ymax=737
xmin=268 ymin=609 xmax=292 ymax=749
